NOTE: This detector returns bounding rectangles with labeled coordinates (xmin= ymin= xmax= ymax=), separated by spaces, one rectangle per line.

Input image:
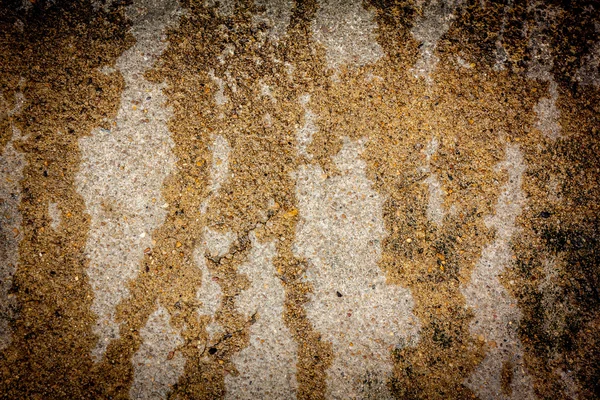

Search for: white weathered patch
xmin=218 ymin=44 xmax=235 ymax=65
xmin=422 ymin=137 xmax=445 ymax=227
xmin=0 ymin=133 xmax=25 ymax=351
xmin=533 ymin=80 xmax=561 ymax=140
xmin=462 ymin=144 xmax=535 ymax=399
xmin=226 ymin=232 xmax=297 ymax=399
xmin=312 ymin=0 xmax=384 ymax=70
xmin=260 ymin=81 xmax=277 ymax=104
xmin=252 ymin=0 xmax=294 ymax=42
xmin=527 ymin=3 xmax=561 ymax=140
xmin=76 ymin=0 xmax=180 ymax=360
xmin=296 ymin=94 xmax=318 ymax=159
xmin=576 ymin=37 xmax=600 ymax=87
xmin=209 ymin=135 xmax=231 ymax=194
xmin=205 ymin=0 xmax=235 ymax=16
xmin=294 ymin=137 xmax=419 ymax=399
xmin=208 ymin=70 xmax=229 ymax=106
xmin=204 ymin=227 xmax=236 ymax=261
xmin=456 ymin=56 xmax=472 ymax=69
xmin=225 ymin=71 xmax=238 ymax=94
xmin=48 ymin=202 xmax=61 ymax=230
xmin=411 ymin=0 xmax=463 ymax=80
xmin=263 ymin=112 xmax=273 ymax=128
xmin=130 ymin=305 xmax=185 ymax=400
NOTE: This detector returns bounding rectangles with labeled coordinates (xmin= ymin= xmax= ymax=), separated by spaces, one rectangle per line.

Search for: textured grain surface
xmin=0 ymin=0 xmax=598 ymax=399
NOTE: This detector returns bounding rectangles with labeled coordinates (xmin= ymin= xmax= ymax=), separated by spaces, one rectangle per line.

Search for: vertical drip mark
xmin=296 ymin=94 xmax=317 ymax=160
xmin=208 ymin=70 xmax=230 ymax=107
xmin=493 ymin=0 xmax=513 ymax=71
xmin=0 ymin=124 xmax=25 ymax=351
xmin=422 ymin=137 xmax=445 ymax=227
xmin=527 ymin=2 xmax=561 ymax=140
xmin=76 ymin=0 xmax=180 ymax=360
xmin=131 ymin=305 xmax=185 ymax=399
xmin=462 ymin=144 xmax=535 ymax=399
xmin=532 ymin=80 xmax=560 ymax=140
xmin=197 ymin=134 xmax=233 ymax=342
xmin=225 ymin=233 xmax=297 ymax=399
xmin=208 ymin=135 xmax=231 ymax=195
xmin=47 ymin=202 xmax=61 ymax=230
xmin=294 ymin=137 xmax=419 ymax=399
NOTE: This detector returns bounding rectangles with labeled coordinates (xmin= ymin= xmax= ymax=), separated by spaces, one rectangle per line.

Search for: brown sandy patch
xmin=0 ymin=1 xmax=132 ymax=398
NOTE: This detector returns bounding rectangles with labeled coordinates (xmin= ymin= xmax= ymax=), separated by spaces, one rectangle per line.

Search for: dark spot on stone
xmin=336 ymin=291 xmax=342 ymax=297
xmin=208 ymin=347 xmax=217 ymax=355
xmin=540 ymin=211 xmax=551 ymax=218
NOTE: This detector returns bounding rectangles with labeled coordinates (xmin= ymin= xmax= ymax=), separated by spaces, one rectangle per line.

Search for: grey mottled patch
xmin=47 ymin=202 xmax=61 ymax=230
xmin=252 ymin=0 xmax=294 ymax=42
xmin=527 ymin=2 xmax=561 ymax=140
xmin=411 ymin=0 xmax=464 ymax=80
xmin=422 ymin=137 xmax=445 ymax=227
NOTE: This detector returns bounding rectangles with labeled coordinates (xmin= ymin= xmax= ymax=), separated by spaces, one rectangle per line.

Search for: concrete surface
xmin=0 ymin=0 xmax=599 ymax=399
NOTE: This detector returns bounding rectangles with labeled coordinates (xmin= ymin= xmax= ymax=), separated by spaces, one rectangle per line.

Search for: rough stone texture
xmin=76 ymin=0 xmax=180 ymax=359
xmin=294 ymin=138 xmax=419 ymax=399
